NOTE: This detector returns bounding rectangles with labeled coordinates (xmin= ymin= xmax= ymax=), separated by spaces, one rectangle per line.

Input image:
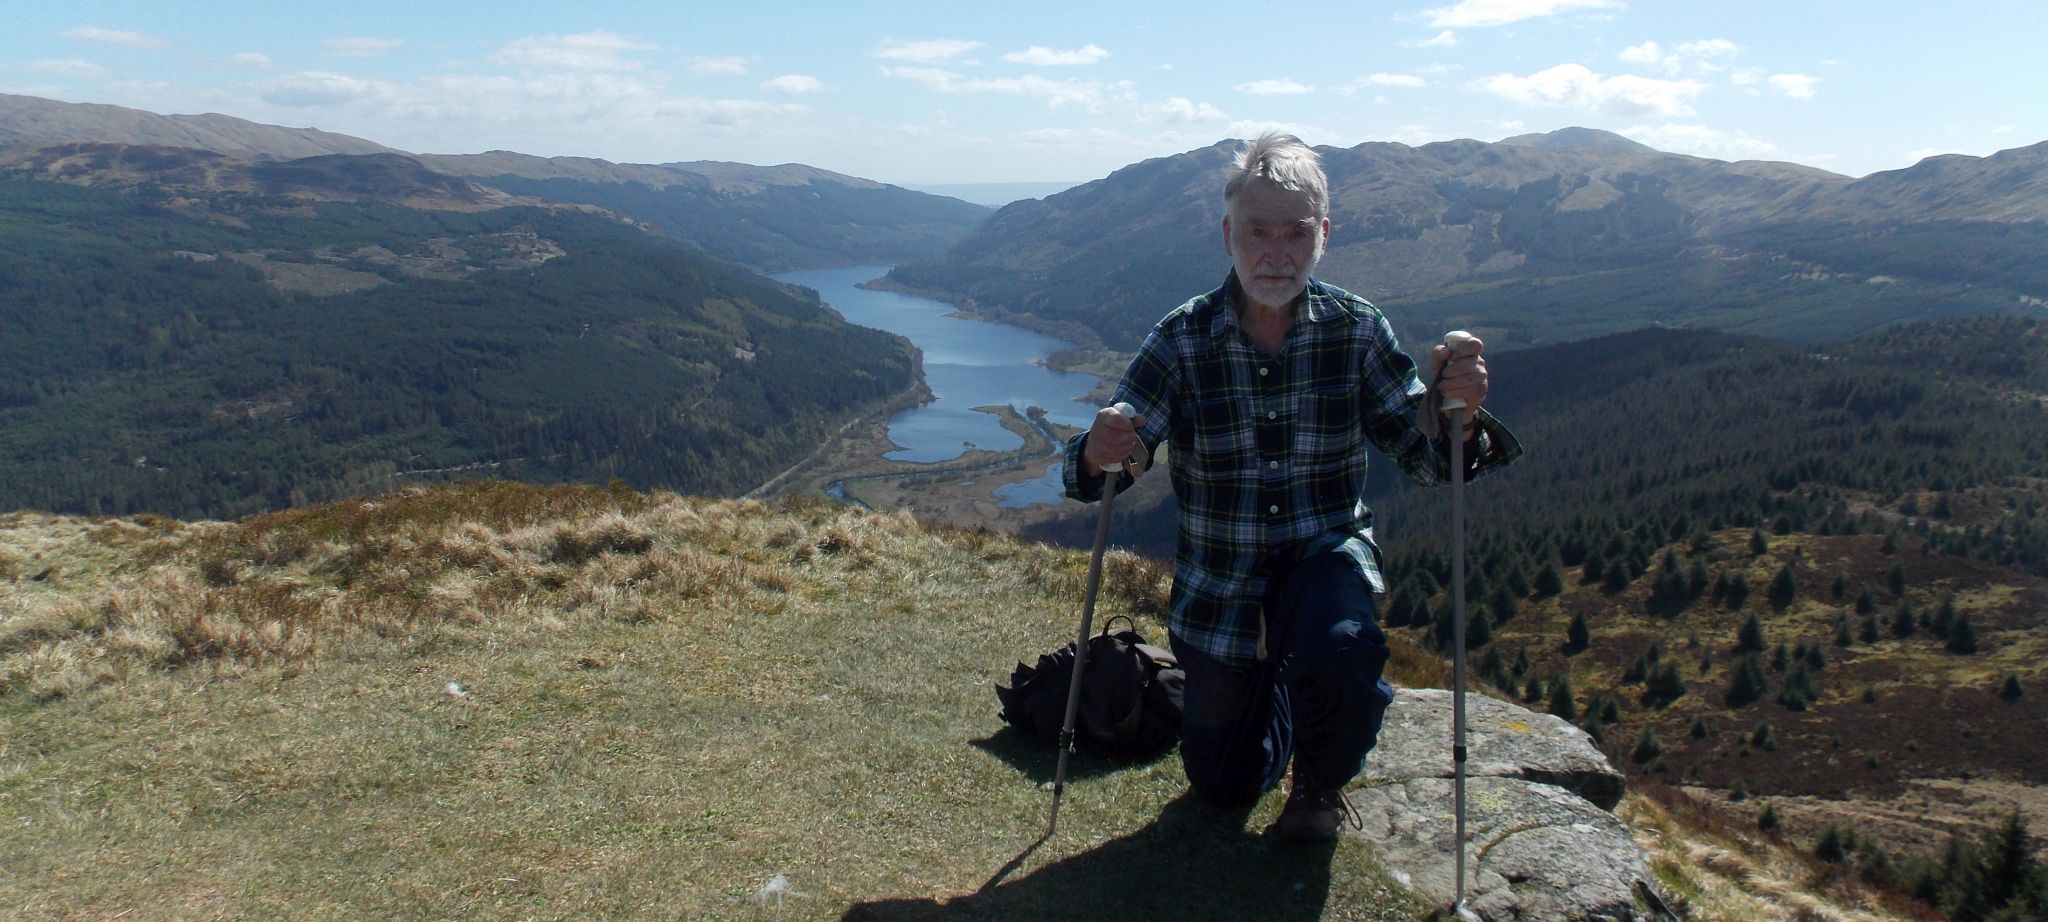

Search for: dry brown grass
xmin=1622 ymin=782 xmax=1942 ymax=922
xmin=2 ymin=482 xmax=1015 ymax=702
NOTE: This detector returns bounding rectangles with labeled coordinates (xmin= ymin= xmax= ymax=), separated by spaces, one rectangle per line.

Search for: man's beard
xmin=1237 ymin=240 xmax=1325 ymax=312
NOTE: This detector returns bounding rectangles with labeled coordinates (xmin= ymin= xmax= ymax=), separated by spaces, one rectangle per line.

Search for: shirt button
xmin=1268 ymin=504 xmax=1280 ymax=514
xmin=1259 ymin=367 xmax=1270 ymax=377
xmin=1266 ymin=410 xmax=1277 ymax=420
xmin=1268 ymin=460 xmax=1280 ymax=470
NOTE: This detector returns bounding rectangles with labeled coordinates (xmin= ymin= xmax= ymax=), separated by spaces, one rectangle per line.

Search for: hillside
xmin=0 ymin=92 xmax=403 ymax=160
xmin=420 ymin=151 xmax=991 ymax=271
xmin=0 ymin=481 xmax=1977 ymax=920
xmin=0 ymin=95 xmax=991 ymax=273
xmin=0 ymin=170 xmax=916 ymax=519
xmin=887 ymin=130 xmax=2048 ymax=350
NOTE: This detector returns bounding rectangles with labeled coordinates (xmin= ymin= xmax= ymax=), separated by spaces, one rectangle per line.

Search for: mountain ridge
xmin=888 ymin=127 xmax=2048 ymax=350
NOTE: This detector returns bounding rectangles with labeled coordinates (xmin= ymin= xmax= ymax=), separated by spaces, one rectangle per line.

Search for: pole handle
xmin=1440 ymin=331 xmax=1476 ymax=412
xmin=1099 ymin=402 xmax=1137 ymax=472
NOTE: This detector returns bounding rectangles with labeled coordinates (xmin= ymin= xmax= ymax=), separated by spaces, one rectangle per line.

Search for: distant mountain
xmin=420 ymin=150 xmax=991 ymax=271
xmin=0 ymin=92 xmax=400 ymax=159
xmin=0 ymin=151 xmax=916 ymax=519
xmin=0 ymin=94 xmax=990 ymax=273
xmin=905 ymin=181 xmax=1081 ymax=209
xmin=0 ymin=143 xmax=521 ymax=211
xmin=889 ymin=129 xmax=2048 ymax=350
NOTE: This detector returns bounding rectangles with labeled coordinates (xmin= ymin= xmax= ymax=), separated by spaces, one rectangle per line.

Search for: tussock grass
xmin=1624 ymin=783 xmax=1938 ymax=922
xmin=3 ymin=482 xmax=1441 ymax=919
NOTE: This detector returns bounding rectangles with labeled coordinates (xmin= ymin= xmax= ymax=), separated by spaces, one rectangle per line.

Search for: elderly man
xmin=1063 ymin=132 xmax=1521 ymax=841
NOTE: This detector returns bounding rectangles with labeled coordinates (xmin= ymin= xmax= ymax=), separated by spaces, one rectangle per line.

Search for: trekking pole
xmin=1441 ymin=331 xmax=1477 ymax=919
xmin=1047 ymin=403 xmax=1136 ymax=837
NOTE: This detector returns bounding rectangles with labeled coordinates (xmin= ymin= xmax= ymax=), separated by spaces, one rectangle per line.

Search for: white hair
xmin=1224 ymin=132 xmax=1329 ymax=220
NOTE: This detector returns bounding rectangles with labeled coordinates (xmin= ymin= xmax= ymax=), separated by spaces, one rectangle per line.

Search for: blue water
xmin=774 ymin=267 xmax=1102 ymax=473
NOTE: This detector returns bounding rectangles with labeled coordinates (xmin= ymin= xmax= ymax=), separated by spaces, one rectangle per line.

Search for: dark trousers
xmin=1171 ymin=552 xmax=1395 ymax=806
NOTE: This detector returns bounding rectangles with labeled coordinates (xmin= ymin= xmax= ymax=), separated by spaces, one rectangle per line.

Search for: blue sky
xmin=6 ymin=0 xmax=2042 ymax=185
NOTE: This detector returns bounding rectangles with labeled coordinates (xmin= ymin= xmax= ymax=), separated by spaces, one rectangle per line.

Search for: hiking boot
xmin=1272 ymin=784 xmax=1362 ymax=843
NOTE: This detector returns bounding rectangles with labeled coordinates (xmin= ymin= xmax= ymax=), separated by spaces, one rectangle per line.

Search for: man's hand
xmin=1429 ymin=335 xmax=1489 ymax=432
xmin=1082 ymin=404 xmax=1146 ymax=478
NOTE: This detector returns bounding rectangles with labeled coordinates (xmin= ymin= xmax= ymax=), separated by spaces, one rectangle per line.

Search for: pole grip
xmin=1099 ymin=402 xmax=1137 ymax=472
xmin=1440 ymin=331 xmax=1475 ymax=412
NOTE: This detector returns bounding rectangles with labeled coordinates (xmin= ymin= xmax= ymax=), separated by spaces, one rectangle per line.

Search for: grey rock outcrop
xmin=1369 ymin=688 xmax=1627 ymax=810
xmin=1354 ymin=688 xmax=1667 ymax=921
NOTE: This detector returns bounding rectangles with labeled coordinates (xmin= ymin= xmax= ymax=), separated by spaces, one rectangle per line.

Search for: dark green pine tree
xmin=1816 ymin=826 xmax=1849 ymax=864
xmin=1977 ymin=811 xmax=2041 ymax=914
xmin=1893 ymin=602 xmax=1918 ymax=638
xmin=1645 ymin=663 xmax=1688 ymax=708
xmin=1548 ymin=673 xmax=1577 ymax=720
xmin=1769 ymin=563 xmax=1798 ymax=610
xmin=1737 ymin=613 xmax=1768 ymax=652
xmin=1565 ymin=611 xmax=1591 ymax=653
xmin=1947 ymin=615 xmax=1979 ymax=655
xmin=1726 ymin=654 xmax=1769 ymax=708
xmin=1999 ymin=675 xmax=2024 ymax=702
xmin=1534 ymin=563 xmax=1565 ymax=598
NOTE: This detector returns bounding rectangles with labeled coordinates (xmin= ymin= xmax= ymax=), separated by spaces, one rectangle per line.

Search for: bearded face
xmin=1224 ymin=180 xmax=1329 ymax=313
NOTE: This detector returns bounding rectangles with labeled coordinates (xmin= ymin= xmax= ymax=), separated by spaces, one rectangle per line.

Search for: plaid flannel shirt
xmin=1064 ymin=272 xmax=1522 ymax=666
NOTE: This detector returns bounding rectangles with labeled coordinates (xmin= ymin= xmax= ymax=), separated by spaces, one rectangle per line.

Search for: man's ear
xmin=1221 ymin=215 xmax=1234 ymax=255
xmin=1320 ymin=216 xmax=1331 ymax=241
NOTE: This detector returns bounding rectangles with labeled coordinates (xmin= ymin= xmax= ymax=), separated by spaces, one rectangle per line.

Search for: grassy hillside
xmin=0 ymin=178 xmax=916 ymax=519
xmin=1 ymin=482 xmax=1937 ymax=920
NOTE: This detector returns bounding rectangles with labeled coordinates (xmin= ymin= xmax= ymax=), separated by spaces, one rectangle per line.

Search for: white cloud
xmin=1423 ymin=0 xmax=1623 ymax=28
xmin=762 ymin=74 xmax=825 ymax=94
xmin=1621 ymin=123 xmax=1780 ymax=161
xmin=690 ymin=56 xmax=749 ymax=76
xmin=874 ymin=39 xmax=984 ymax=65
xmin=231 ymin=52 xmax=273 ymax=69
xmin=29 ymin=59 xmax=111 ymax=79
xmin=1234 ymin=78 xmax=1315 ymax=95
xmin=1730 ymin=66 xmax=1767 ymax=86
xmin=880 ymin=65 xmax=1132 ymax=110
xmin=1991 ymin=124 xmax=2018 ymax=135
xmin=1415 ymin=30 xmax=1460 ymax=48
xmin=492 ymin=33 xmax=654 ymax=71
xmin=262 ymin=71 xmax=386 ymax=108
xmin=61 ymin=26 xmax=168 ymax=49
xmin=1001 ymin=44 xmax=1110 ymax=66
xmin=1768 ymin=73 xmax=1819 ymax=100
xmin=1620 ymin=39 xmax=1739 ymax=75
xmin=1477 ymin=63 xmax=1703 ymax=116
xmin=1619 ymin=41 xmax=1662 ymax=65
xmin=257 ymin=70 xmax=807 ymax=140
xmin=1335 ymin=74 xmax=1426 ymax=96
xmin=325 ymin=37 xmax=405 ymax=58
xmin=1156 ymin=97 xmax=1225 ymax=123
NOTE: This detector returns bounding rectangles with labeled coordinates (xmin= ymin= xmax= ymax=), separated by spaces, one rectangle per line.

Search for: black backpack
xmin=995 ymin=616 xmax=1184 ymax=754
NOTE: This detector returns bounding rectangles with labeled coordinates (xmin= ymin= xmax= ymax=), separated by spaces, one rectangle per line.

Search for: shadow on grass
xmin=969 ymin=727 xmax=1178 ymax=785
xmin=841 ymin=791 xmax=1336 ymax=921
